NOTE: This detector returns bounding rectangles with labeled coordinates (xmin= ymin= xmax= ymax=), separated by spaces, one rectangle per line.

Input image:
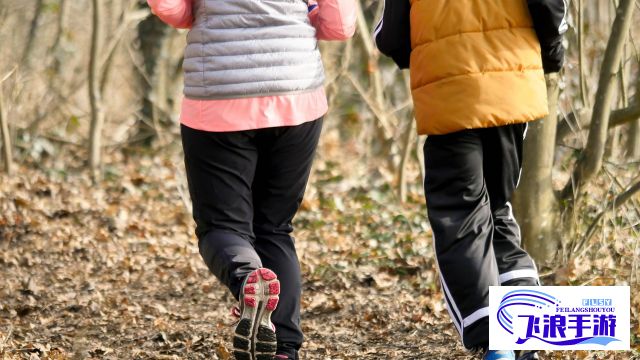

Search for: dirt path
xmin=0 ymin=161 xmax=637 ymax=360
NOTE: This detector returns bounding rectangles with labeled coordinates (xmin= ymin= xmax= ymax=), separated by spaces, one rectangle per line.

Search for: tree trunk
xmin=0 ymin=85 xmax=13 ymax=175
xmin=562 ymin=0 xmax=636 ymax=199
xmin=50 ymin=0 xmax=67 ymax=57
xmin=398 ymin=118 xmax=415 ymax=203
xmin=21 ymin=0 xmax=44 ymax=66
xmin=354 ymin=0 xmax=394 ymax=161
xmin=513 ymin=74 xmax=561 ymax=265
xmin=607 ymin=40 xmax=628 ymax=161
xmin=629 ymin=120 xmax=640 ymax=159
xmin=577 ymin=0 xmax=589 ymax=107
xmin=88 ymin=0 xmax=105 ymax=179
xmin=605 ymin=127 xmax=620 ymax=160
xmin=627 ymin=59 xmax=640 ymax=158
xmin=134 ymin=10 xmax=171 ymax=145
xmin=398 ymin=71 xmax=416 ymax=203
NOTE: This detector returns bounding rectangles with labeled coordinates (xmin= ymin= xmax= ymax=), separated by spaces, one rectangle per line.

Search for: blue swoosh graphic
xmin=499 ymin=310 xmax=512 ymax=324
xmin=579 ymin=337 xmax=622 ymax=346
xmin=498 ymin=302 xmax=537 ymax=314
xmin=497 ymin=303 xmax=536 ymax=334
xmin=501 ymin=293 xmax=557 ymax=306
xmin=501 ymin=297 xmax=548 ymax=307
xmin=503 ymin=309 xmax=513 ymax=320
xmin=499 ymin=311 xmax=513 ymax=329
xmin=515 ymin=336 xmax=621 ymax=346
xmin=503 ymin=289 xmax=559 ymax=302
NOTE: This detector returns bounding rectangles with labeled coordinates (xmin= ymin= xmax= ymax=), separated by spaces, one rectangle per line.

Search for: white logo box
xmin=489 ymin=286 xmax=630 ymax=350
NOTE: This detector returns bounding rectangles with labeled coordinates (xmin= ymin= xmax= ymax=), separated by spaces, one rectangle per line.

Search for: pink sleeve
xmin=309 ymin=0 xmax=357 ymax=41
xmin=147 ymin=0 xmax=193 ymax=29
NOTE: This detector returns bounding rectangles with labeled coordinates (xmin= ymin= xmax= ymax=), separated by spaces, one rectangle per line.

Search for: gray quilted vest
xmin=183 ymin=0 xmax=326 ymax=99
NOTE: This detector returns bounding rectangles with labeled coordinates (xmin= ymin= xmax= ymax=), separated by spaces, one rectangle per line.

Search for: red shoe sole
xmin=234 ymin=268 xmax=281 ymax=360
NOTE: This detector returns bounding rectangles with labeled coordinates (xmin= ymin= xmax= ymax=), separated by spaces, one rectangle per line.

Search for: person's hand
xmin=527 ymin=0 xmax=568 ymax=74
xmin=541 ymin=37 xmax=564 ymax=74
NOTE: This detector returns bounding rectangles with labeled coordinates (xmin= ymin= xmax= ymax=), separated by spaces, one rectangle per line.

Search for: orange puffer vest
xmin=409 ymin=0 xmax=549 ymax=135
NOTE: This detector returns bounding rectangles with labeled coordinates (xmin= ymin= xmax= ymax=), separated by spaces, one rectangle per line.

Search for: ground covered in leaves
xmin=0 ymin=148 xmax=639 ymax=359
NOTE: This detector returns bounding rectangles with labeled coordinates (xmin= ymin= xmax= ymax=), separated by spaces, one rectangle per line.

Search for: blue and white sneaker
xmin=484 ymin=350 xmax=516 ymax=360
xmin=517 ymin=351 xmax=539 ymax=360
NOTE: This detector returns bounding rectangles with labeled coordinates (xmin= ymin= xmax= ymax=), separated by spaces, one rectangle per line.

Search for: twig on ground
xmin=576 ymin=179 xmax=640 ymax=255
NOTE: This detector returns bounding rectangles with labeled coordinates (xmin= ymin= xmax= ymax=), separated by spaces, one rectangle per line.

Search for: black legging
xmin=181 ymin=119 xmax=323 ymax=359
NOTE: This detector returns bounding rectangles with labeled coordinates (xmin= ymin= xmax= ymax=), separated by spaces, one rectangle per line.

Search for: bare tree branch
xmin=556 ymin=108 xmax=591 ymax=143
xmin=99 ymin=7 xmax=150 ymax=94
xmin=345 ymin=73 xmax=394 ymax=139
xmin=0 ymin=77 xmax=14 ymax=175
xmin=398 ymin=71 xmax=415 ymax=203
xmin=610 ymin=101 xmax=640 ymax=127
xmin=49 ymin=0 xmax=67 ymax=57
xmin=21 ymin=0 xmax=44 ymax=65
xmin=89 ymin=0 xmax=106 ymax=180
xmin=578 ymin=0 xmax=589 ymax=107
xmin=627 ymin=53 xmax=640 ymax=157
xmin=576 ymin=179 xmax=640 ymax=254
xmin=0 ymin=66 xmax=17 ymax=175
xmin=354 ymin=0 xmax=395 ymax=151
xmin=557 ymin=100 xmax=640 ymax=143
xmin=561 ymin=0 xmax=636 ymax=199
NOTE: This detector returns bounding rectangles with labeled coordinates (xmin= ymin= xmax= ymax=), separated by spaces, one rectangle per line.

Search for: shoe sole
xmin=233 ymin=268 xmax=280 ymax=360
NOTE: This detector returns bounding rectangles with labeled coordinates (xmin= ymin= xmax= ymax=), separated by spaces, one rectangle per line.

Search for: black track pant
xmin=181 ymin=119 xmax=323 ymax=359
xmin=423 ymin=123 xmax=540 ymax=350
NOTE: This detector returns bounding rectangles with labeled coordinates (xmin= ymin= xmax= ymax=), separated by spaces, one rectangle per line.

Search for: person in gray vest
xmin=147 ymin=0 xmax=356 ymax=359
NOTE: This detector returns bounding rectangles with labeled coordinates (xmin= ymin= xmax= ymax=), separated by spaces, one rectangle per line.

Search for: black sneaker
xmin=232 ymin=268 xmax=281 ymax=360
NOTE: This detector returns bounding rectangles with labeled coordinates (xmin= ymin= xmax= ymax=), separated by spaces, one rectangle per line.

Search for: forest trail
xmin=0 ymin=156 xmax=637 ymax=360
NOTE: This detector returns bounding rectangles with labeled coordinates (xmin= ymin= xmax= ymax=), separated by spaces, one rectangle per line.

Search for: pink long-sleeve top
xmin=147 ymin=0 xmax=357 ymax=132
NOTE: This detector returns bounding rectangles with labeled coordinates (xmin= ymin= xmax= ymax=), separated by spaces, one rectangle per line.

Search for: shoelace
xmin=227 ymin=305 xmax=242 ymax=327
xmin=231 ymin=305 xmax=241 ymax=319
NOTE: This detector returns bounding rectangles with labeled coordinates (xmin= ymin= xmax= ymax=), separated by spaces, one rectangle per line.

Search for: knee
xmin=253 ymin=221 xmax=294 ymax=238
xmin=198 ymin=229 xmax=260 ymax=269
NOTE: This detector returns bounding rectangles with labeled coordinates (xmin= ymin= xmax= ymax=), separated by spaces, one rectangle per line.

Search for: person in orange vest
xmin=375 ymin=1 xmax=567 ymax=359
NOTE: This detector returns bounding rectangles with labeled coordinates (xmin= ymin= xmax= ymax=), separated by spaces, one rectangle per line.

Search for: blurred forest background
xmin=0 ymin=0 xmax=639 ymax=359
